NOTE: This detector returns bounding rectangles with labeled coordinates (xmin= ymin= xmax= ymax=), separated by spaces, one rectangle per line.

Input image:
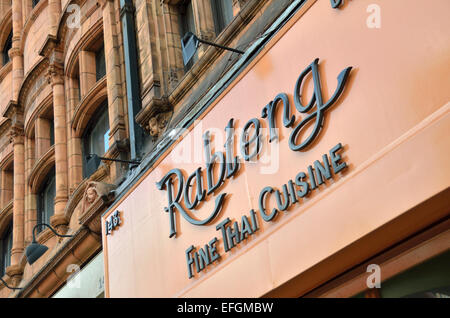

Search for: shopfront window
xmin=354 ymin=250 xmax=450 ymax=298
xmin=52 ymin=251 xmax=105 ymax=298
xmin=37 ymin=168 xmax=56 ymax=233
xmin=0 ymin=223 xmax=13 ymax=277
xmin=380 ymin=251 xmax=450 ymax=298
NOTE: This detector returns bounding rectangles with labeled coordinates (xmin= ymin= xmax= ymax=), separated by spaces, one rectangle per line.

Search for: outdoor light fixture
xmin=181 ymin=32 xmax=245 ymax=66
xmin=0 ymin=277 xmax=21 ymax=290
xmin=86 ymin=154 xmax=141 ymax=173
xmin=25 ymin=224 xmax=74 ymax=265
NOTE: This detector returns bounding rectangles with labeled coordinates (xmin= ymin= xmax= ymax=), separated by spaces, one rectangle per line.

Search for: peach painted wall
xmin=102 ymin=0 xmax=450 ymax=297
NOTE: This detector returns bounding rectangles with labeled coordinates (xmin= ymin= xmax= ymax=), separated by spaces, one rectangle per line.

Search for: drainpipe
xmin=119 ymin=0 xmax=144 ymax=160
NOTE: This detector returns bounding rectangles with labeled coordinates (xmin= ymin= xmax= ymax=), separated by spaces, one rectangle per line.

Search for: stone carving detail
xmin=147 ymin=111 xmax=172 ymax=139
xmin=45 ymin=63 xmax=64 ymax=86
xmin=81 ymin=181 xmax=116 ymax=214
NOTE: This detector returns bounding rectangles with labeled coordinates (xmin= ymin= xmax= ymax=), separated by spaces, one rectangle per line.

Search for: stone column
xmin=35 ymin=117 xmax=51 ymax=158
xmin=66 ymin=77 xmax=83 ymax=193
xmin=48 ymin=60 xmax=69 ymax=229
xmin=0 ymin=169 xmax=13 ymax=207
xmin=11 ymin=0 xmax=23 ymax=102
xmin=78 ymin=51 xmax=96 ymax=97
xmin=24 ymin=135 xmax=36 ymax=246
xmin=100 ymin=0 xmax=129 ymax=181
xmin=1 ymin=103 xmax=25 ymax=287
xmin=48 ymin=0 xmax=62 ymax=36
xmin=10 ymin=124 xmax=25 ymax=267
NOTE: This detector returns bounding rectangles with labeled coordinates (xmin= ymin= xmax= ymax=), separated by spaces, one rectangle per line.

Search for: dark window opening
xmin=32 ymin=0 xmax=40 ymax=8
xmin=179 ymin=0 xmax=197 ymax=71
xmin=2 ymin=30 xmax=12 ymax=66
xmin=210 ymin=0 xmax=234 ymax=36
xmin=50 ymin=121 xmax=55 ymax=146
xmin=0 ymin=223 xmax=13 ymax=277
xmin=95 ymin=45 xmax=106 ymax=81
xmin=37 ymin=168 xmax=56 ymax=233
xmin=83 ymin=102 xmax=110 ymax=178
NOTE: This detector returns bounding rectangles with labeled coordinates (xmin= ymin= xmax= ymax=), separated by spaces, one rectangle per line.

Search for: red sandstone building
xmin=0 ymin=0 xmax=449 ymax=298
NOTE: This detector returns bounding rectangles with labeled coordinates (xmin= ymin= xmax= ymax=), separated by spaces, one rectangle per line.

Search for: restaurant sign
xmin=156 ymin=58 xmax=353 ymax=279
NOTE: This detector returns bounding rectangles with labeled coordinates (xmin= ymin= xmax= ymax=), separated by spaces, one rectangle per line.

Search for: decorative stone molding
xmin=16 ymin=57 xmax=50 ymax=110
xmin=0 ymin=8 xmax=12 ymax=48
xmin=5 ymin=264 xmax=23 ymax=288
xmin=45 ymin=63 xmax=64 ymax=87
xmin=0 ymin=60 xmax=12 ymax=82
xmin=24 ymin=93 xmax=53 ymax=138
xmin=79 ymin=181 xmax=116 ymax=233
xmin=2 ymin=101 xmax=23 ymax=123
xmin=9 ymin=126 xmax=25 ymax=145
xmin=71 ymin=77 xmax=107 ymax=136
xmin=148 ymin=111 xmax=173 ymax=139
xmin=38 ymin=35 xmax=57 ymax=59
xmin=27 ymin=145 xmax=55 ymax=192
xmin=49 ymin=213 xmax=70 ymax=230
xmin=135 ymin=96 xmax=172 ymax=138
xmin=0 ymin=200 xmax=13 ymax=236
xmin=20 ymin=0 xmax=49 ymax=53
xmin=62 ymin=17 xmax=103 ymax=77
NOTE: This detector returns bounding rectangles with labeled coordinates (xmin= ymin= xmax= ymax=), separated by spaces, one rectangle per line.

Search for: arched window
xmin=2 ymin=30 xmax=12 ymax=66
xmin=37 ymin=168 xmax=56 ymax=233
xmin=83 ymin=101 xmax=110 ymax=178
xmin=0 ymin=223 xmax=13 ymax=277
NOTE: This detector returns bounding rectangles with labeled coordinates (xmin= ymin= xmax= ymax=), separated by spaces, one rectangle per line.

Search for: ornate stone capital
xmin=9 ymin=125 xmax=25 ymax=145
xmin=46 ymin=63 xmax=64 ymax=87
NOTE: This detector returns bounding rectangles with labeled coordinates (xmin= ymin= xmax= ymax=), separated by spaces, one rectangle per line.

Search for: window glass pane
xmin=1 ymin=224 xmax=12 ymax=277
xmin=32 ymin=0 xmax=40 ymax=8
xmin=2 ymin=30 xmax=12 ymax=65
xmin=5 ymin=226 xmax=12 ymax=269
xmin=211 ymin=0 xmax=233 ymax=35
xmin=83 ymin=103 xmax=110 ymax=178
xmin=179 ymin=1 xmax=197 ymax=70
xmin=37 ymin=169 xmax=56 ymax=233
xmin=50 ymin=121 xmax=55 ymax=146
xmin=95 ymin=45 xmax=106 ymax=81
